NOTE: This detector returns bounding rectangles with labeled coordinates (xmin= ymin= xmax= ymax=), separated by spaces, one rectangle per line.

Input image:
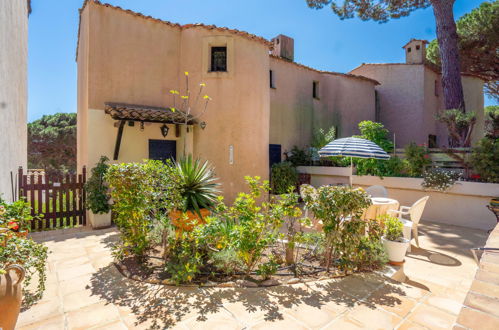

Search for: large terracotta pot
xmin=169 ymin=209 xmax=210 ymax=232
xmin=0 ymin=265 xmax=25 ymax=330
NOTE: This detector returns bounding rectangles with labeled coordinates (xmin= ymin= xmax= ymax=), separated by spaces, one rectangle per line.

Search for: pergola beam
xmin=113 ymin=120 xmax=126 ymax=160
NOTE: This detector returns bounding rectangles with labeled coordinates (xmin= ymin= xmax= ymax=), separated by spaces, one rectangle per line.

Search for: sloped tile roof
xmin=76 ymin=0 xmax=272 ymax=60
xmin=270 ymin=55 xmax=380 ymax=85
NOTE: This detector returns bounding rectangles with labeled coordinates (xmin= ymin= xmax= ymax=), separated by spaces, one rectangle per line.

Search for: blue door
xmin=149 ymin=140 xmax=177 ymax=162
xmin=269 ymin=144 xmax=282 ymax=168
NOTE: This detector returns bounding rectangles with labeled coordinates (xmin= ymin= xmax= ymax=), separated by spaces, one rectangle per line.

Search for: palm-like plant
xmin=176 ymin=156 xmax=220 ymax=218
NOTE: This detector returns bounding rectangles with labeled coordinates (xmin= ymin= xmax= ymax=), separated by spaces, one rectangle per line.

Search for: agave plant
xmin=176 ymin=156 xmax=221 ymax=217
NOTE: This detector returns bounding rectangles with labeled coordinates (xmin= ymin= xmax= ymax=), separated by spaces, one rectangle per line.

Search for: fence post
xmin=82 ymin=166 xmax=87 ymax=226
xmin=17 ymin=166 xmax=23 ymax=201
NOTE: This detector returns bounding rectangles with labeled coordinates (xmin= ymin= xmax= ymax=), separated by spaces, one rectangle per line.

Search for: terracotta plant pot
xmin=490 ymin=198 xmax=499 ymax=213
xmin=169 ymin=209 xmax=210 ymax=232
xmin=0 ymin=265 xmax=25 ymax=330
xmin=382 ymin=236 xmax=410 ymax=265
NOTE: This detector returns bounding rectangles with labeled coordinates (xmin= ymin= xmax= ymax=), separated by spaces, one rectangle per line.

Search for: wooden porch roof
xmin=104 ymin=102 xmax=196 ymax=124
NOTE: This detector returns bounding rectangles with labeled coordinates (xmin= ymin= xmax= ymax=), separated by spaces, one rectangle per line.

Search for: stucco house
xmin=0 ymin=0 xmax=30 ymax=201
xmin=350 ymin=39 xmax=485 ymax=148
xmin=76 ymin=0 xmax=378 ymax=201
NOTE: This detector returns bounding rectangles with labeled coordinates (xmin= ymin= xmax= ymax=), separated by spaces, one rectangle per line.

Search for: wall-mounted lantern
xmin=140 ymin=121 xmax=145 ymax=131
xmin=200 ymin=122 xmax=207 ymax=130
xmin=160 ymin=124 xmax=169 ymax=137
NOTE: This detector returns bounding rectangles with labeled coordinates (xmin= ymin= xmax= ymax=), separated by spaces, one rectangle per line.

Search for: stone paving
xmin=17 ymin=222 xmax=487 ymax=329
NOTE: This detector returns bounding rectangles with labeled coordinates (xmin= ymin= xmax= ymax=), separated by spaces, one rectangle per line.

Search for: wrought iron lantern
xmin=160 ymin=124 xmax=169 ymax=137
xmin=200 ymin=121 xmax=207 ymax=130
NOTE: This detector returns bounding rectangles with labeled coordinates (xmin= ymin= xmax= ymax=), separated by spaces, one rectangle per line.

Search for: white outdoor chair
xmin=365 ymin=185 xmax=388 ymax=198
xmin=389 ymin=196 xmax=430 ymax=250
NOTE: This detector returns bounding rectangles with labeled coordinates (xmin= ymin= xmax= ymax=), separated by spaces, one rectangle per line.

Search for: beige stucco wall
xmin=351 ymin=64 xmax=486 ymax=148
xmin=77 ymin=2 xmax=270 ymax=203
xmin=351 ymin=64 xmax=426 ymax=148
xmin=269 ymin=57 xmax=376 ymax=154
xmin=0 ymin=0 xmax=29 ymax=201
xmin=462 ymin=76 xmax=485 ymax=145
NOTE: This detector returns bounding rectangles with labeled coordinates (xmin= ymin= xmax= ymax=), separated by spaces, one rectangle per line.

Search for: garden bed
xmin=114 ymin=244 xmax=351 ymax=287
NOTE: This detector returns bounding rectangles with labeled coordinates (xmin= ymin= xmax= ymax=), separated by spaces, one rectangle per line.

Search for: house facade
xmin=0 ymin=0 xmax=30 ymax=201
xmin=76 ymin=0 xmax=378 ymax=201
xmin=350 ymin=39 xmax=485 ymax=148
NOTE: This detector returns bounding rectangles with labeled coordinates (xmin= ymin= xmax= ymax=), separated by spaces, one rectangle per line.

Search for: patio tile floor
xmin=17 ymin=221 xmax=487 ymax=329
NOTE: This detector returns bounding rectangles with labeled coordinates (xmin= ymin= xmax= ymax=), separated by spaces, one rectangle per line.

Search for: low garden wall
xmin=297 ymin=166 xmax=499 ymax=231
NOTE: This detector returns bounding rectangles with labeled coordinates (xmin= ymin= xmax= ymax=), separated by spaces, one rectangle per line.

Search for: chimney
xmin=402 ymin=39 xmax=428 ymax=64
xmin=271 ymin=35 xmax=294 ymax=61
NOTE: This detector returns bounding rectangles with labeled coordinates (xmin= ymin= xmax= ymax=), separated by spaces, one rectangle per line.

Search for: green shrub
xmin=165 ymin=233 xmax=203 ymax=284
xmin=271 ymin=162 xmax=298 ymax=194
xmin=287 ymin=146 xmax=311 ymax=166
xmin=105 ymin=160 xmax=181 ymax=258
xmin=381 ymin=215 xmax=404 ymax=242
xmin=469 ymin=138 xmax=499 ymax=183
xmin=353 ymin=121 xmax=404 ymax=177
xmin=85 ymin=156 xmax=110 ymax=214
xmin=404 ymin=142 xmax=431 ymax=177
xmin=300 ymin=184 xmax=375 ymax=271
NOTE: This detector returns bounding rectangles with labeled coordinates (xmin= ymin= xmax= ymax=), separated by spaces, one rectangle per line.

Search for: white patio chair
xmin=365 ymin=185 xmax=388 ymax=198
xmin=389 ymin=196 xmax=430 ymax=250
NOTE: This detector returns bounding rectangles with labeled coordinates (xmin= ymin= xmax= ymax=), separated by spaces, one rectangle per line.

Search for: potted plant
xmin=170 ymin=156 xmax=220 ymax=231
xmin=85 ymin=156 xmax=111 ymax=228
xmin=1 ymin=200 xmax=48 ymax=329
xmin=380 ymin=215 xmax=409 ymax=265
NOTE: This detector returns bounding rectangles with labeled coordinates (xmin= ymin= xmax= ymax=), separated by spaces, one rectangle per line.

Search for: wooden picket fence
xmin=18 ymin=167 xmax=87 ymax=231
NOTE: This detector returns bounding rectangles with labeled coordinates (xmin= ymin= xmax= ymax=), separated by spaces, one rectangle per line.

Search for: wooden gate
xmin=18 ymin=167 xmax=87 ymax=231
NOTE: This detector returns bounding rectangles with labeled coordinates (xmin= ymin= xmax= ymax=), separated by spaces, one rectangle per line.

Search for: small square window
xmin=270 ymin=70 xmax=275 ymax=88
xmin=211 ymin=46 xmax=227 ymax=72
xmin=407 ymin=47 xmax=412 ymax=53
xmin=313 ymin=81 xmax=319 ymax=99
xmin=416 ymin=45 xmax=420 ymax=50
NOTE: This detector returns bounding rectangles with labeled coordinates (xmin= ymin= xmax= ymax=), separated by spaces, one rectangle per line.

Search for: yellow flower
xmin=169 ymin=90 xmax=179 ymax=95
xmin=199 ymin=83 xmax=206 ymax=87
xmin=171 ymin=107 xmax=176 ymax=112
xmin=216 ymin=243 xmax=222 ymax=249
xmin=203 ymin=95 xmax=211 ymax=100
xmin=187 ymin=275 xmax=192 ymax=281
xmin=184 ymin=71 xmax=189 ymax=76
xmin=181 ymin=95 xmax=189 ymax=99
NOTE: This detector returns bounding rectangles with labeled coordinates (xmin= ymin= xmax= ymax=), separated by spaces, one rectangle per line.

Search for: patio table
xmin=362 ymin=197 xmax=400 ymax=220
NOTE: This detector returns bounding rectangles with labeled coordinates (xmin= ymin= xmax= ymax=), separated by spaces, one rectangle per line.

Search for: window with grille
xmin=211 ymin=46 xmax=227 ymax=72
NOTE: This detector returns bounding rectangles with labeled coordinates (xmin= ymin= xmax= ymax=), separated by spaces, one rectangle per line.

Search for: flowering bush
xmin=1 ymin=200 xmax=48 ymax=306
xmin=421 ymin=168 xmax=461 ymax=192
xmin=0 ymin=199 xmax=35 ymax=232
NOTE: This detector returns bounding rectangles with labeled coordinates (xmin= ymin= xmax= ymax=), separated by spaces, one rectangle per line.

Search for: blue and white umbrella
xmin=318 ymin=137 xmax=390 ymax=185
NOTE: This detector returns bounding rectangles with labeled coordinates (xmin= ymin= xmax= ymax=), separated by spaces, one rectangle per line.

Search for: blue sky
xmin=28 ymin=0 xmax=495 ymax=122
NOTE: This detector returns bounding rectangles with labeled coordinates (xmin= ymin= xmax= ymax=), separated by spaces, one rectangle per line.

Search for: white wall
xmin=298 ymin=167 xmax=499 ymax=231
xmin=0 ymin=0 xmax=29 ymax=201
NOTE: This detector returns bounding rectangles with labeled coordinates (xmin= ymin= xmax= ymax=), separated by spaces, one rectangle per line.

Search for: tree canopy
xmin=28 ymin=113 xmax=77 ymax=176
xmin=306 ymin=0 xmax=466 ymax=111
xmin=427 ymin=1 xmax=499 ymax=101
xmin=306 ymin=0 xmax=431 ymax=22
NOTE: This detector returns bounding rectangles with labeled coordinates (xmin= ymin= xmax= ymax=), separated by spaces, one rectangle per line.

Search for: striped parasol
xmin=319 ymin=137 xmax=390 ymax=185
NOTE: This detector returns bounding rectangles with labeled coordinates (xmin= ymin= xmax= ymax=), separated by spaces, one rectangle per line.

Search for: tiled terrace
xmin=17 ymin=221 xmax=487 ymax=329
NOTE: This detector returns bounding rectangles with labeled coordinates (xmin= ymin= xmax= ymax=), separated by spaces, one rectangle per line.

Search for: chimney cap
xmin=402 ymin=39 xmax=429 ymax=49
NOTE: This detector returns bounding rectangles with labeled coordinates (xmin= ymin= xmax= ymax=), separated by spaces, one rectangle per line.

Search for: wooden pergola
xmin=104 ymin=102 xmax=195 ymax=160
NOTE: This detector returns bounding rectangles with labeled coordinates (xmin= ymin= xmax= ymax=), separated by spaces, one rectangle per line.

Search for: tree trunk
xmin=431 ymin=0 xmax=466 ymax=111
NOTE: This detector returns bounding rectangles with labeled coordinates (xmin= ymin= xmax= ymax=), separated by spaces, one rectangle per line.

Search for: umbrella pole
xmin=350 ymin=157 xmax=353 ymax=187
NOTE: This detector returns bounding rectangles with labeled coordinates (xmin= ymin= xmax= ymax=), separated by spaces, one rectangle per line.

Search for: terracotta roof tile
xmin=350 ymin=63 xmax=487 ymax=81
xmin=270 ymin=55 xmax=380 ymax=85
xmin=402 ymin=39 xmax=429 ymax=48
xmin=76 ymin=0 xmax=272 ymax=60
